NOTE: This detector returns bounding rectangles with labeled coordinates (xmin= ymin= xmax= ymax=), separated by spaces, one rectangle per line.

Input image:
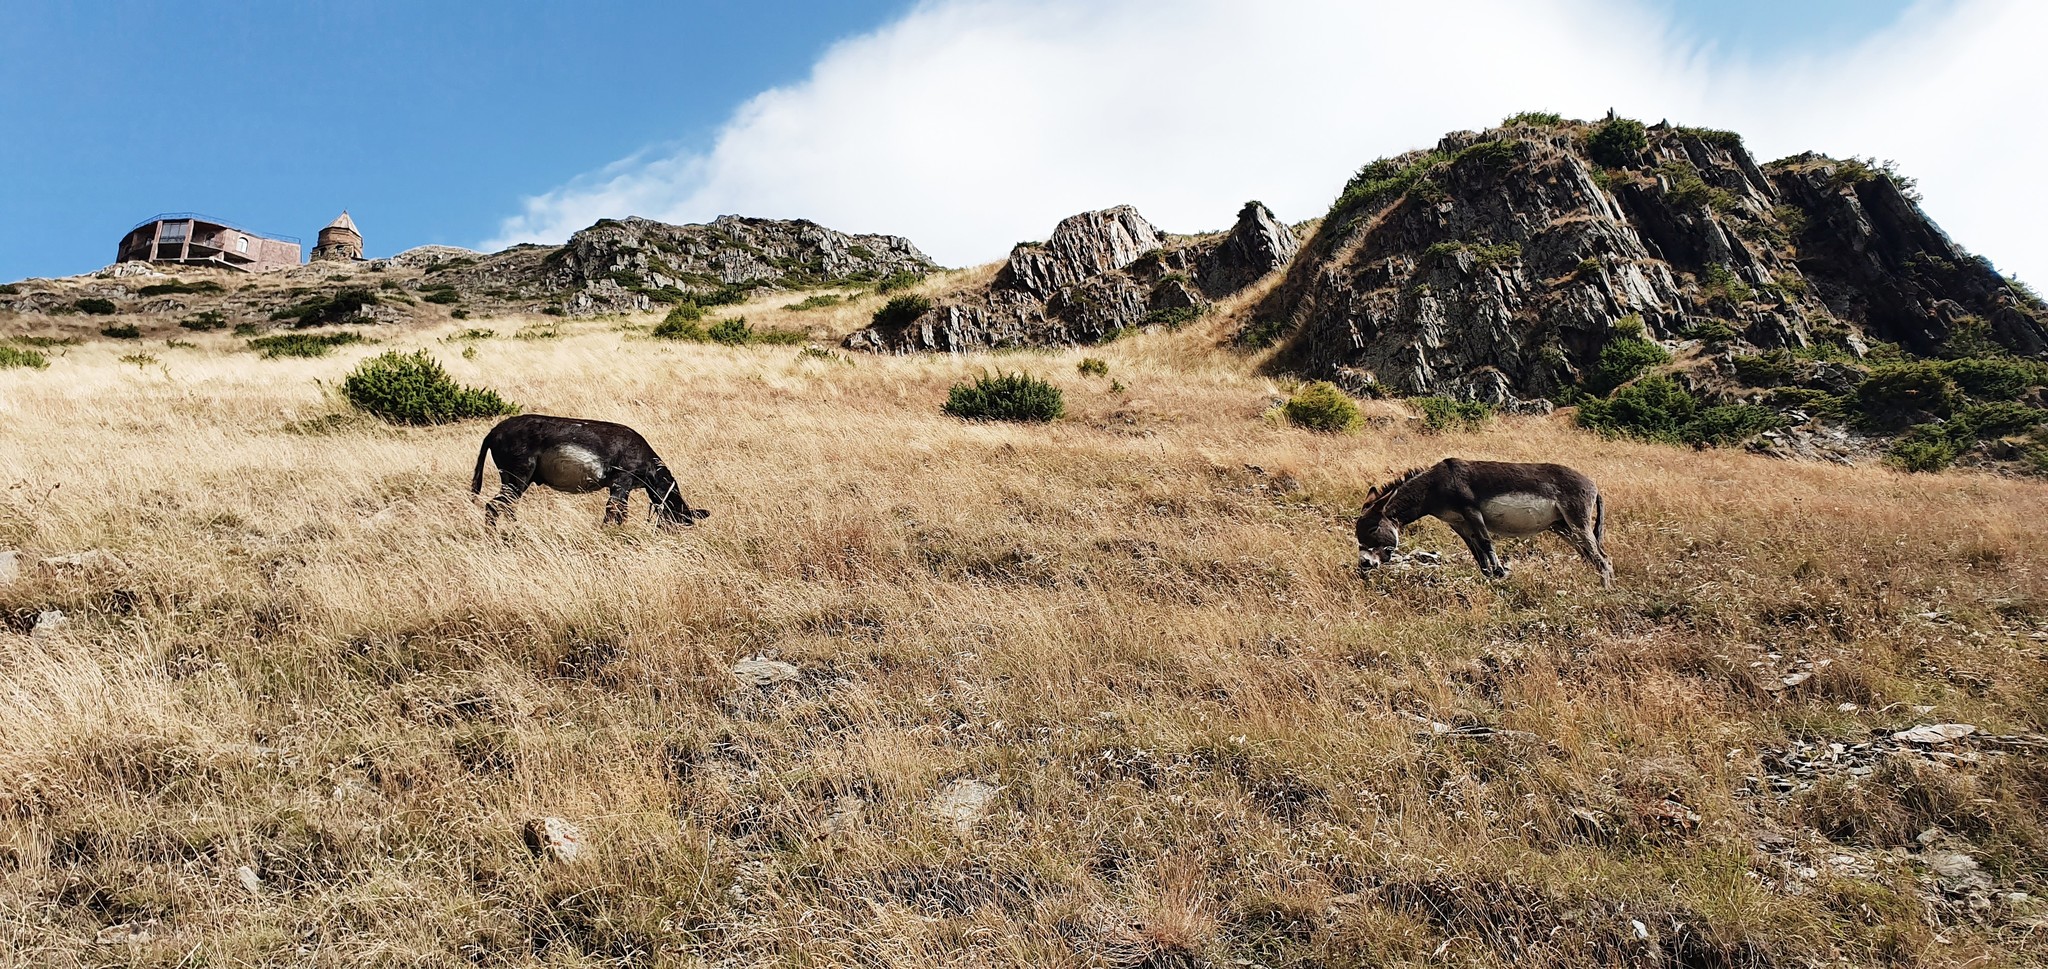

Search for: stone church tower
xmin=311 ymin=211 xmax=363 ymax=262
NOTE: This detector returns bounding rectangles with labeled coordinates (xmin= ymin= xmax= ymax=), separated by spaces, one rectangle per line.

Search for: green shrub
xmin=1857 ymin=363 xmax=1962 ymax=426
xmin=1586 ymin=336 xmax=1671 ymax=394
xmin=1687 ymin=320 xmax=1740 ymax=345
xmin=248 ymin=331 xmax=367 ymax=358
xmin=1689 ymin=403 xmax=1786 ymax=446
xmin=1280 ymin=382 xmax=1363 ymax=432
xmin=653 ymin=302 xmax=706 ymax=340
xmin=1674 ymin=126 xmax=1744 ymax=150
xmin=871 ymin=295 xmax=933 ymax=329
xmin=876 ymin=271 xmax=926 ymax=294
xmin=75 ymin=297 xmax=118 ymax=315
xmin=100 ymin=324 xmax=142 ymax=339
xmin=1142 ymin=306 xmax=1202 ymax=328
xmin=272 ymin=288 xmax=380 ymax=327
xmin=1453 ymin=140 xmax=1519 ymax=170
xmin=1410 ymin=396 xmax=1492 ymax=433
xmin=1577 ymin=375 xmax=1699 ymax=443
xmin=138 ymin=280 xmax=223 ymax=297
xmin=120 ymin=353 xmax=158 ymax=367
xmin=179 ymin=310 xmax=228 ymax=331
xmin=1331 ymin=152 xmax=1446 ymax=216
xmin=1768 ymin=387 xmax=1849 ymax=418
xmin=1700 ymin=265 xmax=1754 ymax=305
xmin=446 ymin=328 xmax=496 ymax=342
xmin=944 ymin=371 xmax=1065 ymax=423
xmin=785 ymin=293 xmax=845 ymax=311
xmin=1940 ymin=357 xmax=2046 ymax=401
xmin=1888 ymin=425 xmax=1963 ymax=473
xmin=1239 ymin=317 xmax=1289 ymax=349
xmin=421 ymin=286 xmax=461 ymax=305
xmin=1077 ymin=357 xmax=1109 ymax=377
xmin=707 ymin=318 xmax=754 ymax=345
xmin=0 ymin=283 xmax=18 ymax=295
xmin=1503 ymin=111 xmax=1564 ymax=127
xmin=1953 ymin=402 xmax=2046 ymax=439
xmin=1423 ymin=240 xmax=1521 ymax=267
xmin=342 ymin=351 xmax=518 ymax=425
xmin=0 ymin=346 xmax=49 ymax=369
xmin=1587 ymin=117 xmax=1648 ymax=167
xmin=451 ymin=308 xmax=470 ymax=320
xmin=1731 ymin=350 xmax=1799 ymax=387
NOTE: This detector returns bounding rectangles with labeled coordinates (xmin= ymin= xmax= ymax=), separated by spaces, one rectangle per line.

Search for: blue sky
xmin=0 ymin=2 xmax=908 ymax=280
xmin=7 ymin=0 xmax=2026 ymax=285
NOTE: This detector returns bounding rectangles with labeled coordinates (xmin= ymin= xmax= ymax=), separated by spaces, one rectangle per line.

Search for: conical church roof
xmin=324 ymin=211 xmax=359 ymax=235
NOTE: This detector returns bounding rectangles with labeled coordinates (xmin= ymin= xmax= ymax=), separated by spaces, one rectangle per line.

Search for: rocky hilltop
xmin=1251 ymin=117 xmax=2048 ymax=405
xmin=844 ymin=201 xmax=1299 ymax=352
xmin=0 ymin=215 xmax=934 ymax=328
xmin=431 ymin=215 xmax=934 ymax=316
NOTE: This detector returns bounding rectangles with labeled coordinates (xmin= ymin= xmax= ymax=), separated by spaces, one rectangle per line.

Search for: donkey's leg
xmin=486 ymin=468 xmax=533 ymax=526
xmin=602 ymin=480 xmax=633 ymax=526
xmin=1446 ymin=513 xmax=1506 ymax=578
xmin=1554 ymin=501 xmax=1614 ymax=588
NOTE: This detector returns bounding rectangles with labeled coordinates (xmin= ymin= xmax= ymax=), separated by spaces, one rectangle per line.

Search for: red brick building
xmin=115 ymin=214 xmax=302 ymax=273
xmin=310 ymin=211 xmax=364 ymax=262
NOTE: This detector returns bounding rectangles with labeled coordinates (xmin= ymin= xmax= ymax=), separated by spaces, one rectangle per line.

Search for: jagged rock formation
xmin=1252 ymin=120 xmax=2048 ymax=405
xmin=845 ymin=202 xmax=1300 ymax=353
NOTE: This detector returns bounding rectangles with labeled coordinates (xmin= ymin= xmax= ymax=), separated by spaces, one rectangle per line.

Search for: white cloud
xmin=485 ymin=0 xmax=2048 ymax=286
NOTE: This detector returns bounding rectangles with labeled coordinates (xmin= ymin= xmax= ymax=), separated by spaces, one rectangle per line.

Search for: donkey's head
xmin=1354 ymin=486 xmax=1401 ymax=575
xmin=649 ymin=466 xmax=712 ymax=528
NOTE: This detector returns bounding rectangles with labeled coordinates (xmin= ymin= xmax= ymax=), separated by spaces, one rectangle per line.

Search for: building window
xmin=237 ymin=236 xmax=250 ymax=253
xmin=159 ymin=221 xmax=188 ymax=243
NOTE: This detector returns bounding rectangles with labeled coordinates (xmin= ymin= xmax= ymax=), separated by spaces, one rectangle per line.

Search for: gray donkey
xmin=1355 ymin=458 xmax=1612 ymax=587
xmin=471 ymin=415 xmax=710 ymax=528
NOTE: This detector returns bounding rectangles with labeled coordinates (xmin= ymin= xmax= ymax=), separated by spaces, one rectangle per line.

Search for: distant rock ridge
xmin=845 ymin=201 xmax=1300 ymax=353
xmin=434 ymin=214 xmax=936 ymax=316
xmin=0 ymin=215 xmax=936 ymax=323
xmin=1248 ymin=120 xmax=2048 ymax=405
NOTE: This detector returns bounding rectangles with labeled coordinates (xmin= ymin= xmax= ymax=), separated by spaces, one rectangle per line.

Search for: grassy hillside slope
xmin=1 ymin=296 xmax=2045 ymax=967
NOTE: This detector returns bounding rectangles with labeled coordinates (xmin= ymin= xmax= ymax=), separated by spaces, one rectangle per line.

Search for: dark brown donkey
xmin=471 ymin=415 xmax=710 ymax=528
xmin=1355 ymin=458 xmax=1612 ymax=587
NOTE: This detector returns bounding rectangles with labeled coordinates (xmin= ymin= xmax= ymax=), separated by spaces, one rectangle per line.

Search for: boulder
xmin=731 ymin=657 xmax=801 ymax=688
xmin=521 ymin=817 xmax=584 ymax=863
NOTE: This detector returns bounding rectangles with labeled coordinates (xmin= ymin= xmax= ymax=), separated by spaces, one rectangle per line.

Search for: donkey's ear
xmin=692 ymin=508 xmax=711 ymax=520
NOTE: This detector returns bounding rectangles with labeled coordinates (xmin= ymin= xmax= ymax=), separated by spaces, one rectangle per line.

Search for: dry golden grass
xmin=1 ymin=300 xmax=2045 ymax=967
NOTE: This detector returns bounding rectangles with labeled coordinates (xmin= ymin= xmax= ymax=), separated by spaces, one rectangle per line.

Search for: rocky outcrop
xmin=1201 ymin=201 xmax=1302 ymax=296
xmin=845 ymin=202 xmax=1299 ymax=353
xmin=433 ymin=215 xmax=936 ymax=316
xmin=1252 ymin=122 xmax=2047 ymax=405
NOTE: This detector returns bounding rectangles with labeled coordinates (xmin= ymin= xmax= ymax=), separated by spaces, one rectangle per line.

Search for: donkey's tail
xmin=470 ymin=438 xmax=492 ymax=495
xmin=1593 ymin=492 xmax=1606 ymax=544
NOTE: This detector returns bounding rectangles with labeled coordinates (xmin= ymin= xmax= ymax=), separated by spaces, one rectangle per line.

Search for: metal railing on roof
xmin=125 ymin=212 xmax=302 ymax=245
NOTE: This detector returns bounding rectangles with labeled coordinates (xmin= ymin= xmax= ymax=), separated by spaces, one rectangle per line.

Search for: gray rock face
xmin=1202 ymin=201 xmax=1302 ymax=296
xmin=845 ymin=202 xmax=1299 ymax=353
xmin=1253 ymin=125 xmax=2047 ymax=404
xmin=439 ymin=215 xmax=937 ymax=317
xmin=1006 ymin=207 xmax=1163 ymax=298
